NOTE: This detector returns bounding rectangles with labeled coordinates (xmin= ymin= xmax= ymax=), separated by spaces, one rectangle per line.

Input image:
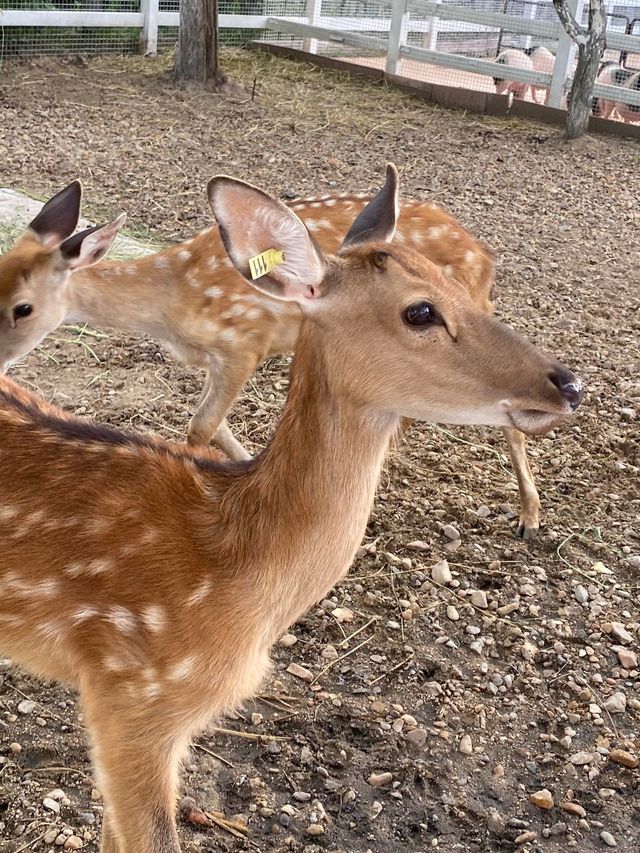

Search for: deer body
xmin=0 ymin=166 xmax=582 ymax=851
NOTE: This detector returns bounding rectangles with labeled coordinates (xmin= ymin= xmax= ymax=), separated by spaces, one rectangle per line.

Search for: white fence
xmin=2 ymin=0 xmax=640 ymax=117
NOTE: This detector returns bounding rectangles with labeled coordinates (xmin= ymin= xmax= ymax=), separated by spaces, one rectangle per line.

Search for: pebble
xmin=446 ymin=605 xmax=460 ymax=621
xmin=600 ymin=831 xmax=617 ymax=847
xmin=286 ymin=663 xmax=314 ymax=682
xmin=442 ymin=524 xmax=460 ymax=541
xmin=279 ymin=634 xmax=298 ymax=648
xmin=306 ymin=824 xmax=325 ymax=836
xmin=459 ymin=734 xmax=473 ymax=755
xmin=44 ymin=830 xmax=58 ymax=845
xmin=17 ymin=700 xmax=36 ymax=715
xmin=405 ymin=727 xmax=427 ymax=747
xmin=610 ymin=622 xmax=633 ymax=644
xmin=43 ymin=797 xmax=60 ymax=814
xmin=568 ymin=751 xmax=594 ymax=765
xmin=603 ymin=692 xmax=626 ymax=714
xmin=613 ymin=646 xmax=638 ymax=669
xmin=561 ymin=802 xmax=586 ymax=818
xmin=471 ymin=590 xmax=488 ymax=609
xmin=431 ymin=560 xmax=452 ymax=584
xmin=530 ymin=789 xmax=554 ymax=809
xmin=609 ymin=748 xmax=639 ymax=769
xmin=620 ymin=407 xmax=636 ymax=420
xmin=331 ymin=607 xmax=354 ymax=623
xmin=367 ymin=772 xmax=393 ymax=787
xmin=64 ymin=838 xmax=84 ymax=850
xmin=476 ymin=504 xmax=491 ymax=518
xmin=574 ymin=585 xmax=589 ymax=604
xmin=515 ymin=831 xmax=537 ymax=845
xmin=293 ymin=791 xmax=311 ymax=802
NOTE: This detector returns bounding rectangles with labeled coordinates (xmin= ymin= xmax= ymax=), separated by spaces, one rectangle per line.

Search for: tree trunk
xmin=175 ymin=0 xmax=226 ymax=86
xmin=553 ymin=0 xmax=606 ymax=139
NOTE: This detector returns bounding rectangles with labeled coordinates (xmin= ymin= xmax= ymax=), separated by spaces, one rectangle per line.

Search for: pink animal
xmin=592 ymin=62 xmax=633 ymax=120
xmin=526 ymin=46 xmax=555 ymax=105
xmin=493 ymin=49 xmax=533 ymax=100
xmin=616 ymin=70 xmax=640 ymax=123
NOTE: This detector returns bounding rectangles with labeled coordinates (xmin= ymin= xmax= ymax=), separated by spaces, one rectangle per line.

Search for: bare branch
xmin=553 ymin=0 xmax=589 ymax=45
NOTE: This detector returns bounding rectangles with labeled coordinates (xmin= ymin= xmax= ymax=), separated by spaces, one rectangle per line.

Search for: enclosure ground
xmin=0 ymin=48 xmax=639 ymax=853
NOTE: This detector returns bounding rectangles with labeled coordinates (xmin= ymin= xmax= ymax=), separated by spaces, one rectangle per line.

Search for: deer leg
xmin=82 ymin=685 xmax=189 ymax=853
xmin=502 ymin=426 xmax=540 ymax=540
xmin=187 ymin=354 xmax=259 ymax=460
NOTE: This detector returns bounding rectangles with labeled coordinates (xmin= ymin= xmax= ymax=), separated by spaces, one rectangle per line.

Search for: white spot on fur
xmin=305 ymin=220 xmax=319 ymax=231
xmin=219 ymin=328 xmax=237 ymax=343
xmin=72 ymin=606 xmax=100 ymax=624
xmin=222 ymin=304 xmax=245 ymax=320
xmin=208 ymin=257 xmax=219 ymax=271
xmin=245 ymin=308 xmax=263 ymax=321
xmin=64 ymin=561 xmax=85 ymax=578
xmin=105 ymin=606 xmax=137 ymax=634
xmin=168 ymin=655 xmax=196 ymax=681
xmin=443 ymin=264 xmax=454 ymax=277
xmin=205 ymin=286 xmax=223 ymax=299
xmin=142 ymin=681 xmax=161 ymax=700
xmin=464 ymin=249 xmax=477 ymax=263
xmin=186 ymin=579 xmax=212 ymax=607
xmin=426 ymin=226 xmax=446 ymax=240
xmin=155 ymin=257 xmax=170 ymax=270
xmin=0 ymin=504 xmax=19 ymax=522
xmin=37 ymin=620 xmax=65 ymax=643
xmin=177 ymin=249 xmax=191 ymax=262
xmin=141 ymin=605 xmax=167 ymax=634
xmin=186 ymin=271 xmax=200 ymax=289
xmin=324 ymin=198 xmax=337 ymax=206
xmin=87 ymin=558 xmax=114 ymax=576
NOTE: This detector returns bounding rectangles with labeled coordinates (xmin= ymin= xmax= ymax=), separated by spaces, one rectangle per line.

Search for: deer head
xmin=0 ymin=181 xmax=125 ymax=373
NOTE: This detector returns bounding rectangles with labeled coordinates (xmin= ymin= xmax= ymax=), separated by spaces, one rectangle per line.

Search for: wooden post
xmin=176 ymin=0 xmax=225 ymax=85
xmin=549 ymin=0 xmax=582 ymax=107
xmin=304 ymin=0 xmax=321 ymax=55
xmin=386 ymin=0 xmax=408 ymax=75
xmin=139 ymin=0 xmax=159 ymax=55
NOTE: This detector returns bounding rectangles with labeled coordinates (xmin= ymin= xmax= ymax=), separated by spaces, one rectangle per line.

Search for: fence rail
xmin=3 ymin=0 xmax=640 ymax=119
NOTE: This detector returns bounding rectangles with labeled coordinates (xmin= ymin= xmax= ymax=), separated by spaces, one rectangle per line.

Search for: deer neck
xmin=224 ymin=322 xmax=398 ymax=642
xmin=64 ymin=256 xmax=171 ymax=339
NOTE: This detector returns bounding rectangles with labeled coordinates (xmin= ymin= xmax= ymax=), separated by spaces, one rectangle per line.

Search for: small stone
xmin=486 ymin=808 xmax=505 ymax=835
xmin=407 ymin=540 xmax=429 ymax=551
xmin=600 ymin=830 xmax=617 ymax=847
xmin=17 ymin=699 xmax=36 ymax=715
xmin=405 ymin=727 xmax=427 ymax=747
xmin=611 ymin=622 xmax=633 ymax=644
xmin=561 ymin=802 xmax=586 ymax=818
xmin=306 ymin=824 xmax=324 ymax=836
xmin=279 ymin=633 xmax=298 ymax=648
xmin=251 ymin=713 xmax=263 ymax=726
xmin=46 ymin=789 xmax=66 ymax=801
xmin=471 ymin=590 xmax=488 ymax=609
xmin=609 ymin=748 xmax=639 ymax=769
xmin=515 ymin=831 xmax=537 ymax=845
xmin=431 ymin=560 xmax=452 ymax=584
xmin=603 ymin=692 xmax=626 ymax=714
xmin=300 ymin=746 xmax=314 ymax=765
xmin=44 ymin=830 xmax=58 ymax=845
xmin=574 ymin=585 xmax=588 ymax=604
xmin=64 ymin=838 xmax=84 ymax=850
xmin=530 ymin=789 xmax=554 ymax=809
xmin=331 ymin=607 xmax=354 ymax=623
xmin=367 ymin=771 xmax=393 ymax=788
xmin=568 ymin=751 xmax=595 ymax=765
xmin=459 ymin=734 xmax=473 ymax=755
xmin=613 ymin=646 xmax=637 ymax=669
xmin=620 ymin=407 xmax=636 ymax=421
xmin=443 ymin=524 xmax=460 ymax=541
xmin=293 ymin=791 xmax=311 ymax=802
xmin=446 ymin=605 xmax=460 ymax=621
xmin=43 ymin=797 xmax=61 ymax=814
xmin=287 ymin=663 xmax=314 ymax=682
xmin=321 ymin=644 xmax=338 ymax=660
xmin=476 ymin=504 xmax=491 ymax=518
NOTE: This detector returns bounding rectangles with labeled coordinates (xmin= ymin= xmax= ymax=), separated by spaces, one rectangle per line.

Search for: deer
xmin=1 ymin=179 xmax=542 ymax=538
xmin=0 ymin=164 xmax=583 ymax=852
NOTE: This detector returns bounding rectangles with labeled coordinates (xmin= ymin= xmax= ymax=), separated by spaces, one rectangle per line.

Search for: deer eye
xmin=13 ymin=304 xmax=33 ymax=320
xmin=403 ymin=301 xmax=436 ymax=327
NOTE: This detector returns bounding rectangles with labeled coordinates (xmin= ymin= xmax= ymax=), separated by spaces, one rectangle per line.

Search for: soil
xmin=0 ymin=48 xmax=639 ymax=853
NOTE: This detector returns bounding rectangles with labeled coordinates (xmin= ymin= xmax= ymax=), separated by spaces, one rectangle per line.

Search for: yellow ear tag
xmin=248 ymin=248 xmax=286 ymax=280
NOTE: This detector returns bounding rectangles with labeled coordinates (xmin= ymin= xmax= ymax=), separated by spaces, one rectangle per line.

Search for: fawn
xmin=0 ymin=181 xmax=548 ymax=538
xmin=0 ymin=165 xmax=582 ymax=852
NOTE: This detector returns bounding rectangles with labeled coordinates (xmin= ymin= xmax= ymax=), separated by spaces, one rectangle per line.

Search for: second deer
xmin=0 ymin=178 xmax=551 ymax=537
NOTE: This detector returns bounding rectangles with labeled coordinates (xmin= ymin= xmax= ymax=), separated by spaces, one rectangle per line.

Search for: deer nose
xmin=549 ymin=365 xmax=583 ymax=411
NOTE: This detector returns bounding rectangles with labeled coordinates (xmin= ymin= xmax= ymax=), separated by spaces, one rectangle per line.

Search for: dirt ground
xmin=0 ymin=48 xmax=639 ymax=853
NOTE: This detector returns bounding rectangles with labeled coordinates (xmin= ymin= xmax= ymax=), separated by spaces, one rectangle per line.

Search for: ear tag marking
xmin=248 ymin=248 xmax=285 ymax=280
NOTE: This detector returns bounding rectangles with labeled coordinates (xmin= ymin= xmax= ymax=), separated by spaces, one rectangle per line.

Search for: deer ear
xmin=28 ymin=181 xmax=83 ymax=249
xmin=59 ymin=214 xmax=126 ymax=270
xmin=207 ymin=176 xmax=326 ymax=304
xmin=341 ymin=164 xmax=399 ymax=248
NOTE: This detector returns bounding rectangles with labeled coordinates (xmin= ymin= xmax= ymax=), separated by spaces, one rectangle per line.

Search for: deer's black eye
xmin=13 ymin=304 xmax=33 ymax=321
xmin=403 ymin=301 xmax=436 ymax=327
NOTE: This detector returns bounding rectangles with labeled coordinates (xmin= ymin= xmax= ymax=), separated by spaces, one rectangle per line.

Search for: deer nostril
xmin=549 ymin=366 xmax=583 ymax=411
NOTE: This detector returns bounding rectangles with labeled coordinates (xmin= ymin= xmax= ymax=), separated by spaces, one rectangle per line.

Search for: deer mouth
xmin=507 ymin=407 xmax=574 ymax=436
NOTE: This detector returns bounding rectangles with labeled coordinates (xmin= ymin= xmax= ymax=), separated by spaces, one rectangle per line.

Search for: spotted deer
xmin=0 ymin=165 xmax=582 ymax=852
xmin=1 ymin=179 xmax=543 ymax=537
